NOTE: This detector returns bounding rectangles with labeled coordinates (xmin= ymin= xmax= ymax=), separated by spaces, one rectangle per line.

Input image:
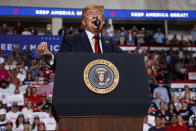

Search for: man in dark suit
xmin=37 ymin=5 xmax=123 ymax=66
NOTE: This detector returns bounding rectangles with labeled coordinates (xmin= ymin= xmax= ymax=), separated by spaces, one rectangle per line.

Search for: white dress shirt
xmin=85 ymin=30 xmax=103 ymax=53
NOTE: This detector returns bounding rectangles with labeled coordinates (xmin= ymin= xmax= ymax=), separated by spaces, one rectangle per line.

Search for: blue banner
xmin=0 ymin=6 xmax=196 ymax=19
xmin=0 ymin=35 xmax=63 ymax=57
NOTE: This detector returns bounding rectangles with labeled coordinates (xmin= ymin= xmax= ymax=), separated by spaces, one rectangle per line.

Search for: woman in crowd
xmin=177 ymin=115 xmax=188 ymax=130
xmin=31 ymin=116 xmax=40 ymax=131
xmin=23 ymin=72 xmax=33 ymax=85
xmin=167 ymin=103 xmax=177 ymax=124
xmin=38 ymin=122 xmax=46 ymax=131
xmin=15 ymin=114 xmax=25 ymax=131
xmin=22 ymin=100 xmax=33 ymax=120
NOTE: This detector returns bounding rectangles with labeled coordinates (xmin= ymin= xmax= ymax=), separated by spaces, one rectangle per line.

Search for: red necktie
xmin=93 ymin=35 xmax=101 ymax=53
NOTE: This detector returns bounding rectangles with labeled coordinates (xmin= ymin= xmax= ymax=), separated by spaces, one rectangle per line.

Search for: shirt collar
xmin=85 ymin=30 xmax=95 ymax=40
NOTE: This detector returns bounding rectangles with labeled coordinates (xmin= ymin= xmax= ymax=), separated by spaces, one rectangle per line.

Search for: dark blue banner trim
xmin=0 ymin=6 xmax=196 ymax=19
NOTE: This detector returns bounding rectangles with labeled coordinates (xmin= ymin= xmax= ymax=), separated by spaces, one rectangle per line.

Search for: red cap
xmin=6 ymin=121 xmax=13 ymax=125
xmin=181 ymin=99 xmax=186 ymax=103
xmin=39 ymin=121 xmax=45 ymax=126
xmin=158 ymin=80 xmax=163 ymax=84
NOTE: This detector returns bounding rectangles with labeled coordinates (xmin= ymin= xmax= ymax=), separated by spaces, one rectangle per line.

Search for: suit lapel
xmin=80 ymin=31 xmax=93 ymax=53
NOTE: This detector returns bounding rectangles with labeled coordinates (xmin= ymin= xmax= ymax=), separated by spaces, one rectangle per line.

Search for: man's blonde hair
xmin=82 ymin=5 xmax=104 ymax=20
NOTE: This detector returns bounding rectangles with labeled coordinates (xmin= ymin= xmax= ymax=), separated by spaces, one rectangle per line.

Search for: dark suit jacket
xmin=46 ymin=31 xmax=124 ymax=69
xmin=59 ymin=31 xmax=124 ymax=53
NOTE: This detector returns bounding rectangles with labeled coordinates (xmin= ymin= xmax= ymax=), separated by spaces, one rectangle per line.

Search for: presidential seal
xmin=83 ymin=59 xmax=119 ymax=94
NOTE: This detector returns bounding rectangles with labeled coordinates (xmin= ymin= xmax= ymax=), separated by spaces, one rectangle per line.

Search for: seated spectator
xmin=177 ymin=115 xmax=188 ymax=130
xmin=24 ymin=86 xmax=32 ymax=99
xmin=47 ymin=94 xmax=53 ymax=109
xmin=0 ymin=63 xmax=9 ymax=82
xmin=143 ymin=116 xmax=152 ymax=131
xmin=15 ymin=64 xmax=27 ymax=82
xmin=23 ymin=73 xmax=33 ymax=85
xmin=38 ymin=78 xmax=53 ymax=98
xmin=38 ymin=121 xmax=46 ymax=131
xmin=23 ymin=120 xmax=31 ymax=131
xmin=5 ymin=58 xmax=16 ymax=71
xmin=180 ymin=85 xmax=195 ymax=100
xmin=13 ymin=22 xmax=23 ymax=35
xmin=67 ymin=26 xmax=74 ymax=35
xmin=31 ymin=66 xmax=41 ymax=80
xmin=148 ymin=116 xmax=166 ymax=131
xmin=22 ymin=100 xmax=33 ymax=120
xmin=118 ymin=27 xmax=127 ymax=45
xmin=39 ymin=71 xmax=45 ymax=81
xmin=31 ymin=116 xmax=40 ymax=131
xmin=178 ymin=100 xmax=193 ymax=123
xmin=154 ymin=28 xmax=165 ymax=44
xmin=160 ymin=116 xmax=166 ymax=128
xmin=12 ymin=42 xmax=21 ymax=62
xmin=156 ymin=101 xmax=168 ymax=119
xmin=189 ymin=113 xmax=196 ymax=130
xmin=44 ymin=107 xmax=58 ymax=130
xmin=45 ymin=27 xmax=52 ymax=35
xmin=144 ymin=31 xmax=154 ymax=45
xmin=183 ymin=92 xmax=195 ymax=104
xmin=22 ymin=27 xmax=32 ymax=35
xmin=0 ymin=80 xmax=11 ymax=104
xmin=29 ymin=26 xmax=37 ymax=35
xmin=0 ymin=24 xmax=9 ymax=34
xmin=147 ymin=106 xmax=156 ymax=126
xmin=167 ymin=103 xmax=178 ymax=124
xmin=0 ymin=101 xmax=6 ymax=110
xmin=156 ymin=63 xmax=169 ymax=83
xmin=15 ymin=113 xmax=25 ymax=131
xmin=23 ymin=44 xmax=33 ymax=66
xmin=152 ymin=92 xmax=162 ymax=109
xmin=0 ymin=109 xmax=7 ymax=131
xmin=127 ymin=29 xmax=134 ymax=45
xmin=170 ymin=34 xmax=179 ymax=45
xmin=171 ymin=96 xmax=181 ymax=112
xmin=153 ymin=80 xmax=169 ymax=104
xmin=6 ymin=102 xmax=21 ymax=124
xmin=106 ymin=24 xmax=114 ymax=37
xmin=7 ymin=76 xmax=20 ymax=95
xmin=179 ymin=35 xmax=186 ymax=46
xmin=27 ymin=87 xmax=42 ymax=107
xmin=30 ymin=75 xmax=43 ymax=89
xmin=6 ymin=121 xmax=13 ymax=131
xmin=136 ymin=30 xmax=145 ymax=45
xmin=58 ymin=25 xmax=67 ymax=36
xmin=166 ymin=115 xmax=179 ymax=131
xmin=37 ymin=95 xmax=52 ymax=111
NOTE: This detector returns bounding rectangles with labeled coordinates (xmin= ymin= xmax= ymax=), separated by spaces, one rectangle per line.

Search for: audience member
xmin=0 ymin=109 xmax=7 ymax=131
xmin=13 ymin=22 xmax=23 ymax=35
xmin=153 ymin=80 xmax=169 ymax=104
xmin=148 ymin=116 xmax=166 ymax=131
xmin=154 ymin=28 xmax=165 ymax=44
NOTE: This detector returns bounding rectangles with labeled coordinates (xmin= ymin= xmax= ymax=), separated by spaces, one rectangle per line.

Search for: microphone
xmin=93 ymin=17 xmax=101 ymax=29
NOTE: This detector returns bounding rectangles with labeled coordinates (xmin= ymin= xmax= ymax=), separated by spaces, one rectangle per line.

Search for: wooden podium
xmin=58 ymin=116 xmax=143 ymax=131
xmin=53 ymin=53 xmax=151 ymax=131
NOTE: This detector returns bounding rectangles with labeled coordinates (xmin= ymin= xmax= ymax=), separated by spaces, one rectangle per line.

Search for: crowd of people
xmin=141 ymin=45 xmax=196 ymax=130
xmin=1 ymin=22 xmax=196 ymax=46
xmin=0 ymin=43 xmax=57 ymax=130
